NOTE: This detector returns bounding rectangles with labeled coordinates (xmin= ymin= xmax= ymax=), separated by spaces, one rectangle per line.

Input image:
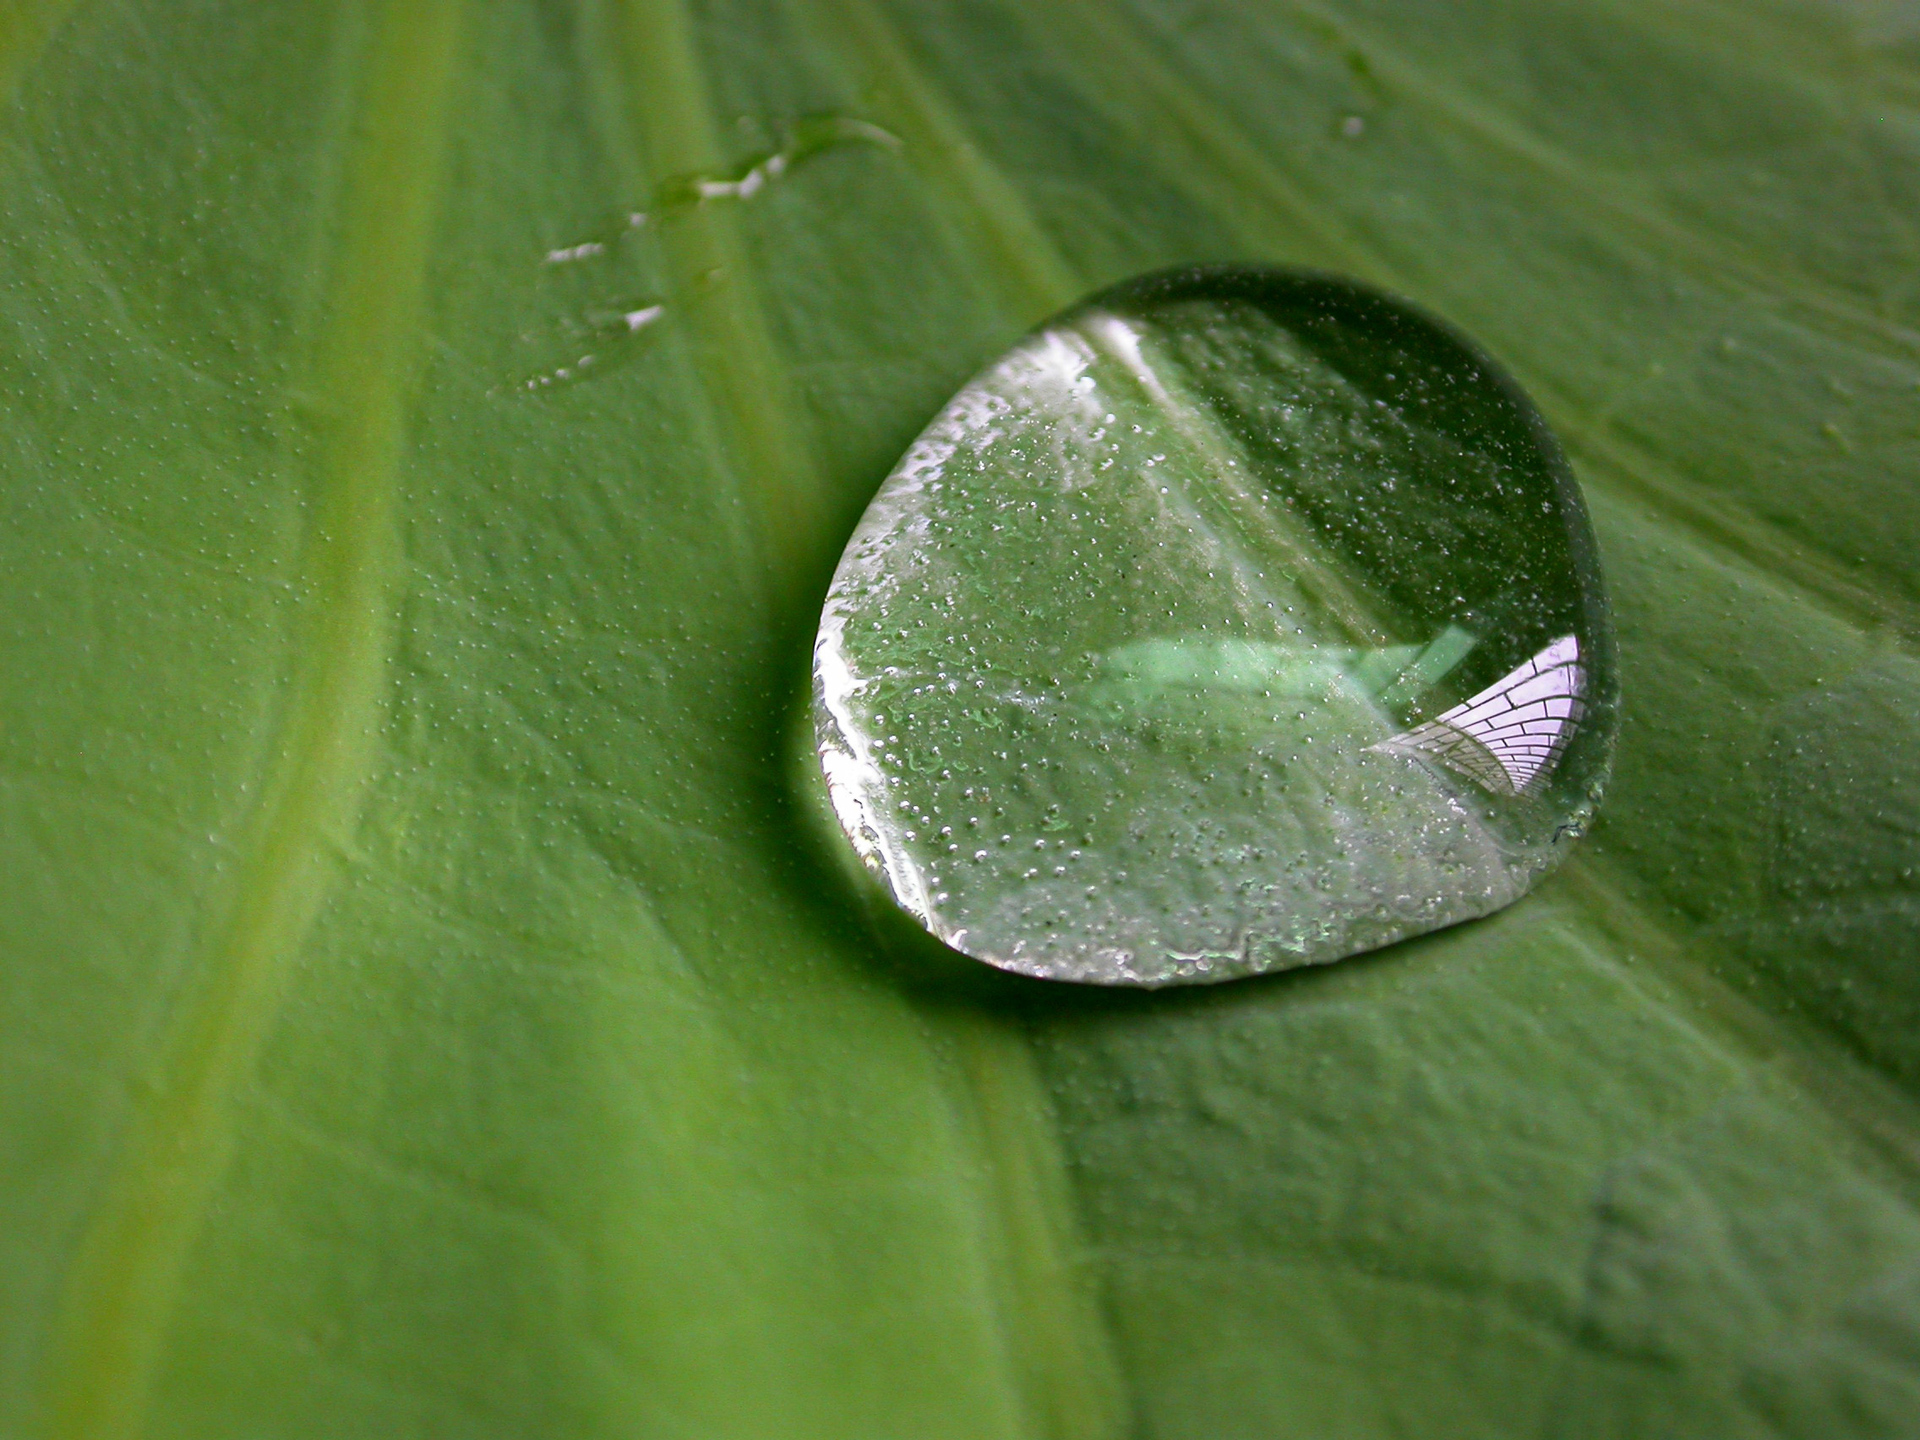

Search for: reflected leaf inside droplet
xmin=810 ymin=264 xmax=1617 ymax=986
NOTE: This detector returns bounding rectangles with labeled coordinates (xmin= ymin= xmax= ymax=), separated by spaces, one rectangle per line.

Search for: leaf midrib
xmin=41 ymin=5 xmax=465 ymax=1435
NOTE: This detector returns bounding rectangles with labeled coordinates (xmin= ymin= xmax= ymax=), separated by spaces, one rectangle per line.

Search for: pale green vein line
xmin=797 ymin=0 xmax=1080 ymax=321
xmin=1026 ymin=0 xmax=1909 ymax=636
xmin=1279 ymin=0 xmax=1920 ymax=359
xmin=42 ymin=3 xmax=464 ymax=1436
xmin=535 ymin=11 xmax=761 ymax=597
xmin=1534 ymin=372 xmax=1920 ymax=640
xmin=831 ymin=829 xmax=1129 ymax=1429
xmin=1580 ymin=0 xmax=1920 ymax=290
xmin=247 ymin=1087 xmax=590 ymax=1273
xmin=606 ymin=0 xmax=827 ymax=602
xmin=941 ymin=1015 xmax=1132 ymax=1440
xmin=1012 ymin=0 xmax=1381 ymax=280
xmin=1558 ymin=856 xmax=1920 ymax=1199
xmin=984 ymin=0 xmax=1919 ymax=648
xmin=1081 ymin=313 xmax=1392 ymax=643
xmin=1068 ymin=1 xmax=1920 ymax=640
xmin=1588 ymin=0 xmax=1920 ymax=130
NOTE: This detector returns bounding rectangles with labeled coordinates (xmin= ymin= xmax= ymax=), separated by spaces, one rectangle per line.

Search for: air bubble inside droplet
xmin=809 ymin=264 xmax=1616 ymax=986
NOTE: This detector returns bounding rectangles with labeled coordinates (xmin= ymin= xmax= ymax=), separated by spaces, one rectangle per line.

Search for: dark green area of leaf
xmin=2 ymin=1 xmax=1919 ymax=1437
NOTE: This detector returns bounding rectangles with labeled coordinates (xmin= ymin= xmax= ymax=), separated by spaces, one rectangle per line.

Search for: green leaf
xmin=809 ymin=266 xmax=1618 ymax=986
xmin=3 ymin=1 xmax=1918 ymax=1437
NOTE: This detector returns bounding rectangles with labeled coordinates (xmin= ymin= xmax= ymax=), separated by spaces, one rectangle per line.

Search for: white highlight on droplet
xmin=1373 ymin=634 xmax=1584 ymax=796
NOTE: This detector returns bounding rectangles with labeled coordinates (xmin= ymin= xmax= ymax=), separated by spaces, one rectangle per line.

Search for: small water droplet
xmin=541 ymin=115 xmax=898 ymax=269
xmin=809 ymin=264 xmax=1617 ymax=986
xmin=506 ymin=298 xmax=666 ymax=394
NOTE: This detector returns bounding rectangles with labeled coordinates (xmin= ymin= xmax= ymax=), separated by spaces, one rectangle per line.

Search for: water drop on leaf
xmin=810 ymin=265 xmax=1617 ymax=986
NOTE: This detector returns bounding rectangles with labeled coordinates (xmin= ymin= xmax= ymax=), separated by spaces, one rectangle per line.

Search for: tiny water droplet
xmin=507 ymin=298 xmax=666 ymax=393
xmin=542 ymin=115 xmax=898 ymax=269
xmin=809 ymin=265 xmax=1617 ymax=986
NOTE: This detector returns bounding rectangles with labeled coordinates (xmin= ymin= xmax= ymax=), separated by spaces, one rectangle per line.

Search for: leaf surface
xmin=3 ymin=1 xmax=1919 ymax=1436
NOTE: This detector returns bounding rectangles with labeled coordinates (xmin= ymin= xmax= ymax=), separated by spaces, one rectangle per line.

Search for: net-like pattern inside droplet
xmin=1372 ymin=635 xmax=1585 ymax=797
xmin=811 ymin=266 xmax=1615 ymax=985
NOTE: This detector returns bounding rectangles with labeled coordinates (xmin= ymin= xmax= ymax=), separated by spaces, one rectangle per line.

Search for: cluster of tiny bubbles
xmin=810 ymin=264 xmax=1616 ymax=986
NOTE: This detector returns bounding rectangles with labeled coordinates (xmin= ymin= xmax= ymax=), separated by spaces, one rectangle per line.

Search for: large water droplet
xmin=810 ymin=265 xmax=1617 ymax=986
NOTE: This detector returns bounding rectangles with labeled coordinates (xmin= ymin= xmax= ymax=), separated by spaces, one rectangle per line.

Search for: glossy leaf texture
xmin=3 ymin=2 xmax=1919 ymax=1437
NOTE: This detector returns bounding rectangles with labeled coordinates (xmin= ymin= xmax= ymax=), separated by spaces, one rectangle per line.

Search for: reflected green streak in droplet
xmin=809 ymin=265 xmax=1617 ymax=986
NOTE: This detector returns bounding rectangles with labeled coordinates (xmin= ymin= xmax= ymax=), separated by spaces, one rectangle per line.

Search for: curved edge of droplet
xmin=786 ymin=682 xmax=1057 ymax=997
xmin=800 ymin=638 xmax=1566 ymax=990
xmin=1073 ymin=262 xmax=1622 ymax=830
xmin=804 ymin=262 xmax=1621 ymax=989
xmin=800 ymin=626 xmax=1166 ymax=990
